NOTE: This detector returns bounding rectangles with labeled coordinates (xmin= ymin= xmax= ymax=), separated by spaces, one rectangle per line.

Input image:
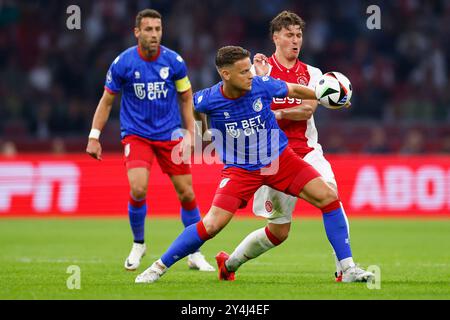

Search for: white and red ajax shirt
xmin=267 ymin=54 xmax=323 ymax=157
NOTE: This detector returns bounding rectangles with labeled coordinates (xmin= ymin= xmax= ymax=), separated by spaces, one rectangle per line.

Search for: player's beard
xmin=141 ymin=38 xmax=159 ymax=55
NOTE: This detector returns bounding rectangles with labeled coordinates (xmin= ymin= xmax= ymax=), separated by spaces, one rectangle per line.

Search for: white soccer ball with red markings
xmin=315 ymin=72 xmax=352 ymax=109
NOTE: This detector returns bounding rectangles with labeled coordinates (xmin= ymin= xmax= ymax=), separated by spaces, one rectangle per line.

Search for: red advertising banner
xmin=0 ymin=154 xmax=449 ymax=217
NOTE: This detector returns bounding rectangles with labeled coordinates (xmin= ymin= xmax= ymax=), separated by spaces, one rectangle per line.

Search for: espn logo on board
xmin=0 ymin=163 xmax=80 ymax=213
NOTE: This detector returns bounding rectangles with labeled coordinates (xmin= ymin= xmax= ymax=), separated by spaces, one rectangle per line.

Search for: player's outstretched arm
xmin=86 ymin=90 xmax=115 ymax=161
xmin=286 ymin=82 xmax=317 ymax=100
xmin=273 ymin=100 xmax=318 ymax=121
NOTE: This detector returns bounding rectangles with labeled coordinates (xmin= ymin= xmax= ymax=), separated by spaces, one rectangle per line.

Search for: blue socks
xmin=161 ymin=222 xmax=210 ymax=267
xmin=322 ymin=201 xmax=352 ymax=261
xmin=128 ymin=196 xmax=201 ymax=246
xmin=129 ymin=196 xmax=147 ymax=243
xmin=180 ymin=200 xmax=201 ymax=227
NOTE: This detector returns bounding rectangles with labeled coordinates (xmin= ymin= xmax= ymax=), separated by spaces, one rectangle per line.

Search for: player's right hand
xmin=253 ymin=53 xmax=269 ymax=76
xmin=86 ymin=139 xmax=102 ymax=161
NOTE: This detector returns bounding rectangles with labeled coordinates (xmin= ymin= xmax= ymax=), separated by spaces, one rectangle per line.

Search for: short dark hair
xmin=215 ymin=46 xmax=251 ymax=68
xmin=269 ymin=11 xmax=305 ymax=36
xmin=135 ymin=9 xmax=162 ymax=28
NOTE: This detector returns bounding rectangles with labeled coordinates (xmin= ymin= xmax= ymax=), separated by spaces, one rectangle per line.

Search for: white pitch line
xmin=17 ymin=257 xmax=103 ymax=264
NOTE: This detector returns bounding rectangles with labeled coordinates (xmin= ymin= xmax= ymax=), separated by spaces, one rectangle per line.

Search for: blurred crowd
xmin=1 ymin=0 xmax=449 ymax=154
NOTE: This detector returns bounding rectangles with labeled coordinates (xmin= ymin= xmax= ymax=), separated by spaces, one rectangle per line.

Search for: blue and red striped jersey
xmin=194 ymin=76 xmax=289 ymax=171
xmin=105 ymin=45 xmax=189 ymax=141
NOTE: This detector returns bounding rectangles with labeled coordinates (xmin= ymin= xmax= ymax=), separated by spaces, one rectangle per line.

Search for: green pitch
xmin=1 ymin=217 xmax=449 ymax=300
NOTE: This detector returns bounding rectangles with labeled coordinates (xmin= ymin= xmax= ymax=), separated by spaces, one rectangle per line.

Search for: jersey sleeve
xmin=259 ymin=76 xmax=288 ymax=99
xmin=307 ymin=65 xmax=323 ymax=90
xmin=104 ymin=55 xmax=124 ymax=94
xmin=193 ymin=90 xmax=209 ymax=113
xmin=172 ymin=54 xmax=192 ymax=93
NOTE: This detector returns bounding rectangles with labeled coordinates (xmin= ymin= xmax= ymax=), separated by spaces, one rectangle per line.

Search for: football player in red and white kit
xmin=222 ymin=11 xmax=369 ymax=282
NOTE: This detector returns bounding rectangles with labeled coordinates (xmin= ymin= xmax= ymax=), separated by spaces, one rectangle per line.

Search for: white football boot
xmin=124 ymin=243 xmax=146 ymax=271
xmin=342 ymin=265 xmax=375 ymax=283
xmin=187 ymin=252 xmax=215 ymax=271
xmin=135 ymin=259 xmax=167 ymax=284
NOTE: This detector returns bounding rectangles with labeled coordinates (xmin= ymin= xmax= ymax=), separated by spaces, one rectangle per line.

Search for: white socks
xmin=223 ymin=227 xmax=354 ymax=273
xmin=339 ymin=257 xmax=356 ymax=271
xmin=225 ymin=227 xmax=278 ymax=272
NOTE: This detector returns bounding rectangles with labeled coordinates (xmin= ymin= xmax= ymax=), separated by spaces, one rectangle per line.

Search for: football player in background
xmin=228 ymin=11 xmax=361 ymax=282
xmin=86 ymin=9 xmax=214 ymax=272
xmin=134 ymin=46 xmax=374 ymax=284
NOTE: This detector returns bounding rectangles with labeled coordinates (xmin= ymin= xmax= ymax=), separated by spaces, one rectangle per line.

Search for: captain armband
xmin=175 ymin=76 xmax=192 ymax=93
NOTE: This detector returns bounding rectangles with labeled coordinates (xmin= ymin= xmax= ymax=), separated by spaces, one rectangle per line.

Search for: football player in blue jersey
xmin=135 ymin=46 xmax=374 ymax=284
xmin=86 ymin=9 xmax=214 ymax=272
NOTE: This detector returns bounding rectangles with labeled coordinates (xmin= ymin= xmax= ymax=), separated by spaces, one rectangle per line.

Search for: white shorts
xmin=253 ymin=149 xmax=337 ymax=224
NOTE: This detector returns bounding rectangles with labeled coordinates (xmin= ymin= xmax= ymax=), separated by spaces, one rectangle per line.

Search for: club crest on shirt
xmin=253 ymin=98 xmax=263 ymax=112
xmin=297 ymin=75 xmax=309 ymax=85
xmin=224 ymin=112 xmax=230 ymax=119
xmin=159 ymin=67 xmax=169 ymax=80
xmin=134 ymin=71 xmax=140 ymax=79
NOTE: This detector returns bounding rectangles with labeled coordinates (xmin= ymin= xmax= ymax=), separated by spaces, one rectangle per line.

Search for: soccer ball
xmin=315 ymin=72 xmax=352 ymax=109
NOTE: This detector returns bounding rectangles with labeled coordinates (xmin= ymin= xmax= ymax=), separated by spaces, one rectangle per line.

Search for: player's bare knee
xmin=268 ymin=224 xmax=290 ymax=243
xmin=319 ymin=187 xmax=338 ymax=207
xmin=130 ymin=185 xmax=147 ymax=200
xmin=203 ymin=208 xmax=231 ymax=237
xmin=326 ymin=186 xmax=339 ymax=202
xmin=327 ymin=182 xmax=338 ymax=193
xmin=177 ymin=188 xmax=195 ymax=203
xmin=275 ymin=230 xmax=289 ymax=242
xmin=202 ymin=219 xmax=222 ymax=238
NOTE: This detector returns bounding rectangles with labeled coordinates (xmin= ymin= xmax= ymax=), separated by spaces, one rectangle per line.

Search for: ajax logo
xmin=297 ymin=75 xmax=308 ymax=85
xmin=265 ymin=200 xmax=273 ymax=213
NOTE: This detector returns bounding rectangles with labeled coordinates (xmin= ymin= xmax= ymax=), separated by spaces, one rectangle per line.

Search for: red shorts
xmin=212 ymin=147 xmax=320 ymax=213
xmin=121 ymin=135 xmax=191 ymax=176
